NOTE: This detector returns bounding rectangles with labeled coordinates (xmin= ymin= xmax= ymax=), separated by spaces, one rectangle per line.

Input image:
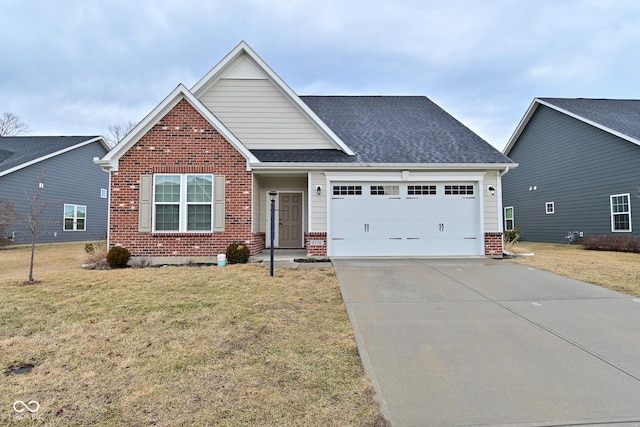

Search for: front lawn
xmin=506 ymin=242 xmax=640 ymax=297
xmin=0 ymin=242 xmax=385 ymax=426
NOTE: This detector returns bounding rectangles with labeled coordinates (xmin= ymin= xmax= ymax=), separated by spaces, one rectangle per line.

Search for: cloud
xmin=1 ymin=0 xmax=640 ymax=149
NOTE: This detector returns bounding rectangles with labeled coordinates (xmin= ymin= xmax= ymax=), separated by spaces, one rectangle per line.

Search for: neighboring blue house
xmin=0 ymin=136 xmax=110 ymax=244
xmin=502 ymin=98 xmax=640 ymax=243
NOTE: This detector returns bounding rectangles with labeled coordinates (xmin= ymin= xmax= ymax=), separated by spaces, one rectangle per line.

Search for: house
xmin=95 ymin=41 xmax=515 ymax=263
xmin=502 ymin=98 xmax=640 ymax=243
xmin=0 ymin=136 xmax=110 ymax=244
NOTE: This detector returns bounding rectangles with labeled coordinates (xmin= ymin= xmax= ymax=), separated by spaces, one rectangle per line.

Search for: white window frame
xmin=504 ymin=206 xmax=514 ymax=231
xmin=545 ymin=202 xmax=555 ymax=215
xmin=63 ymin=204 xmax=87 ymax=231
xmin=610 ymin=193 xmax=632 ymax=232
xmin=153 ymin=174 xmax=214 ymax=233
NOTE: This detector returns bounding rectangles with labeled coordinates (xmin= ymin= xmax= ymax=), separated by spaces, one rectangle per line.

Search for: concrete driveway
xmin=333 ymin=258 xmax=640 ymax=427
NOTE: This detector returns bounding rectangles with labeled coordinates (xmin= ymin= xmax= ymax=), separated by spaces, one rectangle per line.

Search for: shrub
xmin=226 ymin=243 xmax=250 ymax=264
xmin=504 ymin=224 xmax=521 ymax=244
xmin=106 ymin=246 xmax=131 ymax=269
xmin=84 ymin=241 xmax=108 ymax=269
xmin=582 ymin=235 xmax=640 ymax=254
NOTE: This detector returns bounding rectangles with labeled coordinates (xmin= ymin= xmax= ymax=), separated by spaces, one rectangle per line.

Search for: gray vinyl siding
xmin=0 ymin=142 xmax=109 ymax=244
xmin=503 ymin=105 xmax=640 ymax=243
xmin=502 ymin=105 xmax=640 ymax=243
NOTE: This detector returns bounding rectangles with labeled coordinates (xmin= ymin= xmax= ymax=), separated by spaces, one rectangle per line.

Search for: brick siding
xmin=109 ymin=98 xmax=259 ymax=259
xmin=305 ymin=232 xmax=327 ymax=257
xmin=484 ymin=232 xmax=504 ymax=258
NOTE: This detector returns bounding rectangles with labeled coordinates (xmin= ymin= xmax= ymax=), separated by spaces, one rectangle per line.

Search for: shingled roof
xmin=538 ymin=98 xmax=640 ymax=142
xmin=250 ymin=96 xmax=514 ymax=165
xmin=0 ymin=136 xmax=106 ymax=175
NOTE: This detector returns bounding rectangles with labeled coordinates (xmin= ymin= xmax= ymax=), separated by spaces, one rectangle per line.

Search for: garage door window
xmin=408 ymin=185 xmax=436 ymax=195
xmin=333 ymin=185 xmax=362 ymax=196
xmin=370 ymin=185 xmax=399 ymax=196
xmin=445 ymin=185 xmax=474 ymax=195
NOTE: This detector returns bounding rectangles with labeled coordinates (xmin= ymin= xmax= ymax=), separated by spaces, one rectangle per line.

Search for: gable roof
xmin=251 ymin=96 xmax=515 ymax=166
xmin=0 ymin=136 xmax=108 ymax=177
xmin=504 ymin=98 xmax=640 ymax=154
xmin=96 ymin=84 xmax=260 ymax=171
xmin=191 ymin=41 xmax=354 ymax=155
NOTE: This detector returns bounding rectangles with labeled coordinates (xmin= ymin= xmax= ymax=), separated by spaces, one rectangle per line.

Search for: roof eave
xmin=96 ymin=84 xmax=260 ymax=172
xmin=2 ymin=136 xmax=110 ymax=177
xmin=250 ymin=162 xmax=517 ymax=171
xmin=503 ymin=98 xmax=541 ymax=155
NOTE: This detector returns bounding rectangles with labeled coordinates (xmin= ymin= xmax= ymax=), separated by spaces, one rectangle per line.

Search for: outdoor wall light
xmin=487 ymin=185 xmax=495 ymax=196
xmin=316 ymin=185 xmax=322 ymax=196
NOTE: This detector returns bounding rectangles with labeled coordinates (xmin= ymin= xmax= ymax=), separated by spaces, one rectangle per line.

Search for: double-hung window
xmin=154 ymin=174 xmax=213 ymax=232
xmin=610 ymin=193 xmax=631 ymax=232
xmin=64 ymin=204 xmax=86 ymax=231
xmin=504 ymin=206 xmax=514 ymax=231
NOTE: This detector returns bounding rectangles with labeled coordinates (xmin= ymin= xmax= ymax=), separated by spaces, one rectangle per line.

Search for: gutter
xmin=250 ymin=162 xmax=517 ymax=171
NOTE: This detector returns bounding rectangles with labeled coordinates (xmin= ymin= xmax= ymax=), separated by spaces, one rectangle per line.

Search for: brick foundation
xmin=305 ymin=232 xmax=327 ymax=257
xmin=109 ymin=98 xmax=259 ymax=260
xmin=484 ymin=232 xmax=504 ymax=258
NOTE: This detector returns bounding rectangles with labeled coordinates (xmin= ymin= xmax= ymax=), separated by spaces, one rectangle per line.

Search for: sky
xmin=1 ymin=0 xmax=639 ymax=151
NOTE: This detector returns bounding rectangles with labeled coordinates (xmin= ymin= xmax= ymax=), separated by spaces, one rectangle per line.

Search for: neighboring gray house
xmin=0 ymin=136 xmax=110 ymax=244
xmin=502 ymin=98 xmax=640 ymax=243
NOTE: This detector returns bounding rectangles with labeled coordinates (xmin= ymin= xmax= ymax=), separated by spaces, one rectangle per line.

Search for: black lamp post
xmin=269 ymin=190 xmax=277 ymax=277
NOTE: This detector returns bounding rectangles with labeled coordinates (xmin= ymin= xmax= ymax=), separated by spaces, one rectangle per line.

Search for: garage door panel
xmin=329 ymin=182 xmax=481 ymax=257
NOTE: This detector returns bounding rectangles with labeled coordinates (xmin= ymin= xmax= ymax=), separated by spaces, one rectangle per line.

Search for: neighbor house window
xmin=154 ymin=174 xmax=213 ymax=232
xmin=504 ymin=206 xmax=514 ymax=231
xmin=610 ymin=193 xmax=631 ymax=232
xmin=64 ymin=204 xmax=86 ymax=231
xmin=546 ymin=202 xmax=555 ymax=214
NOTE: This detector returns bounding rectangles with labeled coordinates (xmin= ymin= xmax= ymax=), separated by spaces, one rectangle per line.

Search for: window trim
xmin=504 ymin=206 xmax=514 ymax=231
xmin=610 ymin=193 xmax=632 ymax=232
xmin=63 ymin=204 xmax=87 ymax=231
xmin=153 ymin=174 xmax=214 ymax=233
xmin=545 ymin=202 xmax=555 ymax=215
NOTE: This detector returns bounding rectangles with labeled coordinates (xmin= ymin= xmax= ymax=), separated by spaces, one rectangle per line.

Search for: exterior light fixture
xmin=316 ymin=185 xmax=322 ymax=196
xmin=487 ymin=185 xmax=495 ymax=196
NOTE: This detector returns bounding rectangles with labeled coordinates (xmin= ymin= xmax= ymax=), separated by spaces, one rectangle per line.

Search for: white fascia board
xmin=94 ymin=84 xmax=259 ymax=172
xmin=191 ymin=41 xmax=355 ymax=156
xmin=2 ymin=136 xmax=107 ymax=178
xmin=250 ymin=162 xmax=517 ymax=171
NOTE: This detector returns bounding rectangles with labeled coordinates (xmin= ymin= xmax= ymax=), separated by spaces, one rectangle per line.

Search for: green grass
xmin=0 ymin=242 xmax=385 ymax=426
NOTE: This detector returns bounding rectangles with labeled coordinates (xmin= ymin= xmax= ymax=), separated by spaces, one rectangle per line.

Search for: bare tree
xmin=0 ymin=112 xmax=29 ymax=136
xmin=105 ymin=121 xmax=136 ymax=147
xmin=19 ymin=171 xmax=55 ymax=283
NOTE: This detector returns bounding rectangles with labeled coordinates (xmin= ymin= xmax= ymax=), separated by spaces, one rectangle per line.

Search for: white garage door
xmin=329 ymin=182 xmax=480 ymax=256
